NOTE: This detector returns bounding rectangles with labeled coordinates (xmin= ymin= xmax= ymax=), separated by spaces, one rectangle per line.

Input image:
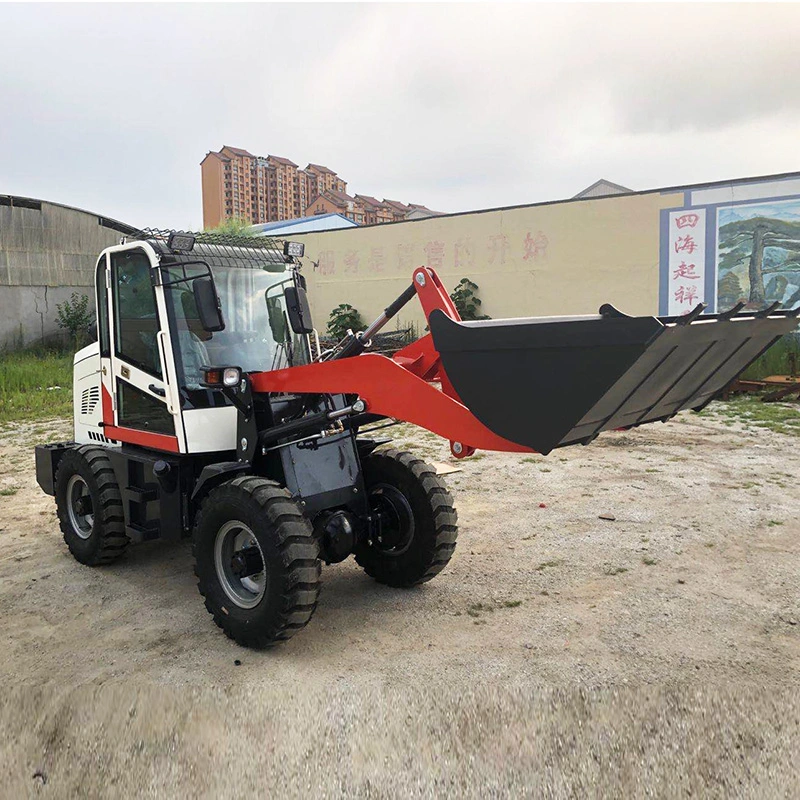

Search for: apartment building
xmin=354 ymin=195 xmax=395 ymax=225
xmin=306 ymin=190 xmax=366 ymax=224
xmin=201 ymin=146 xmax=346 ymax=229
xmin=201 ymin=145 xmax=439 ymax=229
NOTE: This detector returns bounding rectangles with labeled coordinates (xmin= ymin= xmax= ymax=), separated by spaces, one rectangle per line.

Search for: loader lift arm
xmin=250 ymin=266 xmax=800 ymax=457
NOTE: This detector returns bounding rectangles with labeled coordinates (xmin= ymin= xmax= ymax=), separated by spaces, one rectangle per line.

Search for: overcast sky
xmin=1 ymin=3 xmax=799 ymax=229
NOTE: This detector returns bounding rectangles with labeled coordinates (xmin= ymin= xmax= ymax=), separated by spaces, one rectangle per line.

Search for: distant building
xmin=354 ymin=195 xmax=394 ymax=225
xmin=0 ymin=194 xmax=135 ymax=348
xmin=404 ymin=203 xmax=445 ymax=221
xmin=305 ymin=164 xmax=347 ymax=197
xmin=305 ymin=190 xmax=367 ymax=224
xmin=573 ymin=179 xmax=632 ymax=199
xmin=201 ymin=146 xmax=350 ymax=229
xmin=201 ymin=144 xmax=439 ymax=229
xmin=249 ymin=213 xmax=357 ymax=236
xmin=382 ymin=199 xmax=411 ymax=221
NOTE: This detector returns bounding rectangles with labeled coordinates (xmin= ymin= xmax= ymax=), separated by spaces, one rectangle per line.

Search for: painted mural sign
xmin=717 ymin=200 xmax=800 ymax=311
xmin=659 ymin=176 xmax=800 ymax=315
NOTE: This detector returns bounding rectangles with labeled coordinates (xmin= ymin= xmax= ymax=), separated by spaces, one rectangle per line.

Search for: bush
xmin=55 ymin=292 xmax=94 ymax=350
xmin=741 ymin=333 xmax=800 ymax=380
xmin=327 ymin=303 xmax=365 ymax=341
xmin=450 ymin=278 xmax=490 ymax=321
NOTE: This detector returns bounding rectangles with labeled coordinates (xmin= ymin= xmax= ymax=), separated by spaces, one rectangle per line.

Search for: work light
xmin=283 ymin=241 xmax=305 ymax=258
xmin=167 ymin=231 xmax=196 ymax=252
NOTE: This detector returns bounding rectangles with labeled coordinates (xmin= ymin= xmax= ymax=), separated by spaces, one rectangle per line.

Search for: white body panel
xmin=73 ymin=342 xmax=118 ymax=447
xmin=183 ymin=406 xmax=238 ymax=453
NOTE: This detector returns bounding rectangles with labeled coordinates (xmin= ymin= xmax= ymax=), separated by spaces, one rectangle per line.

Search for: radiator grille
xmin=80 ymin=386 xmax=100 ymax=415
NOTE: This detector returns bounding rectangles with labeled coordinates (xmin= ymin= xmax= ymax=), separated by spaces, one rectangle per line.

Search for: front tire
xmin=193 ymin=476 xmax=321 ymax=647
xmin=355 ymin=449 xmax=458 ymax=587
xmin=54 ymin=446 xmax=128 ymax=566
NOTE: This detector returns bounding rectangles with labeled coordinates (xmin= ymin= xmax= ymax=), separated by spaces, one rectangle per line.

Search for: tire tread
xmin=55 ymin=445 xmax=128 ymax=566
xmin=193 ymin=476 xmax=321 ymax=647
xmin=355 ymin=448 xmax=458 ymax=587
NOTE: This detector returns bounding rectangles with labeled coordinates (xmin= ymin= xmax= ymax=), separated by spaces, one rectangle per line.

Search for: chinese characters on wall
xmin=313 ymin=231 xmax=549 ymax=277
xmin=666 ymin=209 xmax=706 ymax=315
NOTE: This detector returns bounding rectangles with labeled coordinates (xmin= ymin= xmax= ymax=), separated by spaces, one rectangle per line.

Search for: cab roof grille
xmin=130 ymin=227 xmax=289 ymax=268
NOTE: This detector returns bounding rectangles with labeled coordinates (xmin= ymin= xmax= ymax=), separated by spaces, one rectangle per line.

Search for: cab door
xmin=101 ymin=244 xmax=184 ymax=454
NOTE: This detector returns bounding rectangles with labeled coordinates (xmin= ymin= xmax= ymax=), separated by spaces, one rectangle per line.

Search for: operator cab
xmin=83 ymin=229 xmax=312 ymax=455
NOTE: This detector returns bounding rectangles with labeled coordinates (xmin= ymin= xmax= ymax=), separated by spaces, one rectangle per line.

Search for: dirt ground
xmin=1 ymin=408 xmax=799 ymax=798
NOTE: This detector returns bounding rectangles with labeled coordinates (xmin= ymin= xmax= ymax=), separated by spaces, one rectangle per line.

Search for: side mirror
xmin=193 ymin=276 xmax=225 ymax=332
xmin=266 ymin=295 xmax=287 ymax=344
xmin=284 ymin=285 xmax=314 ymax=334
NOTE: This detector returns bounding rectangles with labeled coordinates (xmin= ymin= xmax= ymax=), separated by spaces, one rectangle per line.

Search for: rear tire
xmin=193 ymin=476 xmax=321 ymax=647
xmin=54 ymin=446 xmax=128 ymax=566
xmin=355 ymin=449 xmax=458 ymax=587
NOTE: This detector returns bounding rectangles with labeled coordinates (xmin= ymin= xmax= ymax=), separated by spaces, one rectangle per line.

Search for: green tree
xmin=55 ymin=292 xmax=94 ymax=350
xmin=204 ymin=216 xmax=255 ymax=236
xmin=327 ymin=303 xmax=365 ymax=341
xmin=450 ymin=278 xmax=490 ymax=320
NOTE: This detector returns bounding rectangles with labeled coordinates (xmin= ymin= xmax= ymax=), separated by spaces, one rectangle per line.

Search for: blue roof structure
xmin=249 ymin=213 xmax=357 ymax=236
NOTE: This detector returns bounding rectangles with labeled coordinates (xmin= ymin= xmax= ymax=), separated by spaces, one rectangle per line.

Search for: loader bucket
xmin=429 ymin=305 xmax=800 ymax=455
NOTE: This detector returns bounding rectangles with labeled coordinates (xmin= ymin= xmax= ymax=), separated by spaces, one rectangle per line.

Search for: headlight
xmin=223 ymin=367 xmax=241 ymax=387
xmin=201 ymin=366 xmax=242 ymax=388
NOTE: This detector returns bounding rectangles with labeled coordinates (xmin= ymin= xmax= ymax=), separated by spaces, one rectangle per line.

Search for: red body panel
xmin=249 ymin=354 xmax=531 ymax=454
xmin=250 ymin=268 xmax=533 ymax=457
xmin=101 ymin=385 xmax=181 ymax=454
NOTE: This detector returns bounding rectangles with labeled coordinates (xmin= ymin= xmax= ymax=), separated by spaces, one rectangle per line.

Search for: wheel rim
xmin=369 ymin=483 xmax=415 ymax=556
xmin=214 ymin=521 xmax=267 ymax=609
xmin=66 ymin=474 xmax=94 ymax=539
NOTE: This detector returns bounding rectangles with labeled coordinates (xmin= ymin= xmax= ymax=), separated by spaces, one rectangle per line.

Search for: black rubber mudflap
xmin=429 ymin=305 xmax=800 ymax=454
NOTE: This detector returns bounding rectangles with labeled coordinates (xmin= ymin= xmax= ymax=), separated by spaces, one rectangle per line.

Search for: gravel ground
xmin=1 ymin=408 xmax=799 ymax=798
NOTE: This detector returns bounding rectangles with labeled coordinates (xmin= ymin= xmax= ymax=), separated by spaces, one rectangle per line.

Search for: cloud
xmin=0 ymin=3 xmax=798 ymax=228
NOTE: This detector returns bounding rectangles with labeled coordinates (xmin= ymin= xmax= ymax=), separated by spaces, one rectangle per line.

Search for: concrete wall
xmin=292 ymin=189 xmax=684 ymax=330
xmin=0 ymin=198 xmax=133 ymax=349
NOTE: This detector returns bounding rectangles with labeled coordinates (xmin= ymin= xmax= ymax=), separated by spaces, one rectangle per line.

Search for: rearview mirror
xmin=284 ymin=285 xmax=314 ymax=334
xmin=193 ymin=276 xmax=225 ymax=332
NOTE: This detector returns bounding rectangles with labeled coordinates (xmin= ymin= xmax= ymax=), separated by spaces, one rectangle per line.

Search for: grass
xmin=603 ymin=564 xmax=628 ymax=576
xmin=704 ymin=396 xmax=800 ymax=437
xmin=0 ymin=348 xmax=73 ymax=423
xmin=642 ymin=556 xmax=658 ymax=566
xmin=741 ymin=334 xmax=799 ymax=381
xmin=0 ymin=487 xmax=19 ymax=496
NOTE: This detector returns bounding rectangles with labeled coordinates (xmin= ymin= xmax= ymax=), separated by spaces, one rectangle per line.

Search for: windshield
xmin=164 ymin=264 xmax=310 ymax=390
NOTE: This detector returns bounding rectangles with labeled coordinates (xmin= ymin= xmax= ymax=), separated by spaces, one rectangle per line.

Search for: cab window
xmin=111 ymin=249 xmax=162 ymax=377
xmin=96 ymin=254 xmax=110 ymax=357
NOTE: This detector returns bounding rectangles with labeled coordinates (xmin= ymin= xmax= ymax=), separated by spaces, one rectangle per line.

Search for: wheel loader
xmin=35 ymin=229 xmax=799 ymax=647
